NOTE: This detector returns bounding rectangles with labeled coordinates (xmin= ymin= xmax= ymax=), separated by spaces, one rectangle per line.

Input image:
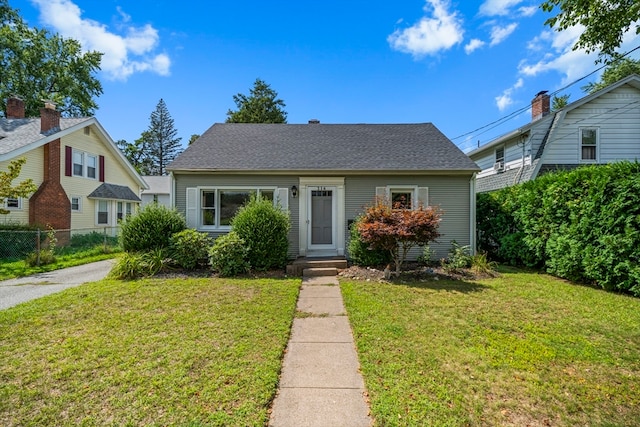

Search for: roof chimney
xmin=6 ymin=97 xmax=25 ymax=119
xmin=531 ymin=90 xmax=550 ymax=121
xmin=40 ymin=100 xmax=60 ymax=133
xmin=308 ymin=119 xmax=320 ymax=124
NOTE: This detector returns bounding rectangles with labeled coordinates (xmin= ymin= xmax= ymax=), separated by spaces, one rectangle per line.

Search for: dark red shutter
xmin=99 ymin=155 xmax=105 ymax=182
xmin=65 ymin=146 xmax=72 ymax=176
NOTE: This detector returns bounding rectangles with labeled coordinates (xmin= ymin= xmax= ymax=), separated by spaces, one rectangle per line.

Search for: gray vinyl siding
xmin=544 ymin=86 xmax=640 ymax=164
xmin=173 ymin=173 xmax=300 ymax=259
xmin=344 ymin=174 xmax=473 ymax=260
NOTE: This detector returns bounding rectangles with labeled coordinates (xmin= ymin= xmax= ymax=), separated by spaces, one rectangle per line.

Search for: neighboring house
xmin=140 ymin=175 xmax=173 ymax=208
xmin=0 ymin=97 xmax=147 ymax=232
xmin=469 ymin=74 xmax=640 ymax=193
xmin=167 ymin=122 xmax=480 ymax=260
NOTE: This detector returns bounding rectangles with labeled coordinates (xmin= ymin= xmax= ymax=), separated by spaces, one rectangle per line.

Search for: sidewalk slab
xmin=269 ymin=388 xmax=371 ymax=427
xmin=301 ymin=276 xmax=339 ymax=286
xmin=290 ymin=317 xmax=353 ymax=343
xmin=296 ymin=297 xmax=345 ymax=315
xmin=299 ymin=285 xmax=342 ymax=298
xmin=279 ymin=342 xmax=365 ymax=389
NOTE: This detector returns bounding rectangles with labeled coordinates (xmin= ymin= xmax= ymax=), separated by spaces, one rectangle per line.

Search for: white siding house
xmin=468 ymin=74 xmax=640 ymax=192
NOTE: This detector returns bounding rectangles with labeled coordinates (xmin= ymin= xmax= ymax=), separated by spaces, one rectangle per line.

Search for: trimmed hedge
xmin=477 ymin=161 xmax=640 ymax=296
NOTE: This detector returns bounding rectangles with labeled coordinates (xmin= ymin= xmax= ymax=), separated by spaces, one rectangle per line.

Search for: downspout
xmin=470 ymin=173 xmax=477 ymax=255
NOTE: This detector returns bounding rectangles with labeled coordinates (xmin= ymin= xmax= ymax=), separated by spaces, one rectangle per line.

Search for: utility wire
xmin=451 ymin=45 xmax=640 ymax=144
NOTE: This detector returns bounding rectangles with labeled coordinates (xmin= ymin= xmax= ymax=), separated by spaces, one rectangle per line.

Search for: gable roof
xmin=0 ymin=116 xmax=147 ymax=189
xmin=88 ymin=183 xmax=141 ymax=202
xmin=168 ymin=123 xmax=479 ymax=173
xmin=468 ymin=74 xmax=640 ymax=158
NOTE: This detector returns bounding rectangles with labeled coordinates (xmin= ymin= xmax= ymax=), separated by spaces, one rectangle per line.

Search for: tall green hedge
xmin=477 ymin=161 xmax=640 ymax=296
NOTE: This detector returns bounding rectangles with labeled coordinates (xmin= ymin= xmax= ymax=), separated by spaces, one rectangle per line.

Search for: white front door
xmin=298 ymin=178 xmax=345 ymax=257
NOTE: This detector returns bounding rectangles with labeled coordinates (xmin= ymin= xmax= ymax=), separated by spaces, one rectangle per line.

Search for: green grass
xmin=0 ymin=246 xmax=120 ymax=280
xmin=341 ymin=267 xmax=640 ymax=426
xmin=0 ymin=277 xmax=300 ymax=426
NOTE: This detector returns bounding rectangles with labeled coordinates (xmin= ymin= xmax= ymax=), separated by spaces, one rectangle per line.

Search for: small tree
xmin=226 ymin=78 xmax=288 ymax=123
xmin=144 ymin=99 xmax=182 ymax=175
xmin=357 ymin=198 xmax=442 ymax=275
xmin=0 ymin=157 xmax=37 ymax=215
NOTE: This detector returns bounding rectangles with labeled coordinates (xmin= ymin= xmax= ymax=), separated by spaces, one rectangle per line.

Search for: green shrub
xmin=445 ymin=240 xmax=472 ymax=270
xmin=24 ymin=227 xmax=57 ymax=267
xmin=417 ymin=245 xmax=436 ymax=266
xmin=477 ymin=161 xmax=640 ymax=296
xmin=69 ymin=231 xmax=118 ymax=248
xmin=109 ymin=248 xmax=169 ymax=280
xmin=119 ymin=204 xmax=186 ymax=252
xmin=170 ymin=229 xmax=212 ymax=270
xmin=348 ymin=218 xmax=392 ymax=267
xmin=231 ymin=195 xmax=290 ymax=271
xmin=208 ymin=231 xmax=249 ymax=277
xmin=470 ymin=252 xmax=498 ymax=275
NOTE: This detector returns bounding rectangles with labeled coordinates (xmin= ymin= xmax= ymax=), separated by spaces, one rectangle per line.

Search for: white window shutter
xmin=375 ymin=187 xmax=386 ymax=201
xmin=186 ymin=187 xmax=198 ymax=228
xmin=418 ymin=187 xmax=429 ymax=207
xmin=276 ymin=188 xmax=289 ymax=211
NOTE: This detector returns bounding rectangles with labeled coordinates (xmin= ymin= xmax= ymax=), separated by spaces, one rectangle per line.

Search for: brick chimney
xmin=531 ymin=91 xmax=550 ymax=121
xmin=6 ymin=97 xmax=25 ymax=119
xmin=29 ymin=101 xmax=71 ymax=232
xmin=40 ymin=101 xmax=60 ymax=133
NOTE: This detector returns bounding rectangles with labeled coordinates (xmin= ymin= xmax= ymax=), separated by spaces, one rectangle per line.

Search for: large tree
xmin=0 ymin=0 xmax=103 ymax=117
xmin=582 ymin=57 xmax=640 ymax=93
xmin=541 ymin=0 xmax=640 ymax=60
xmin=144 ymin=99 xmax=182 ymax=175
xmin=226 ymin=78 xmax=288 ymax=123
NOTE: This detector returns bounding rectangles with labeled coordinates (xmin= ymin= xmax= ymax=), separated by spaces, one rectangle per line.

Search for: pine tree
xmin=145 ymin=99 xmax=182 ymax=175
xmin=226 ymin=78 xmax=287 ymax=123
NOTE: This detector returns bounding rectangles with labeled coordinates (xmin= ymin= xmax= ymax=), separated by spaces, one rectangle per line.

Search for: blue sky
xmin=10 ymin=0 xmax=640 ymax=153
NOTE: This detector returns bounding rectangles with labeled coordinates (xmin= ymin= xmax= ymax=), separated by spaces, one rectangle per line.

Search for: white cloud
xmin=490 ymin=23 xmax=518 ymax=46
xmin=465 ymin=38 xmax=485 ymax=54
xmin=495 ymin=78 xmax=523 ymax=111
xmin=387 ymin=0 xmax=464 ymax=57
xmin=31 ymin=0 xmax=170 ymax=81
xmin=518 ymin=6 xmax=538 ymax=17
xmin=479 ymin=0 xmax=524 ymax=17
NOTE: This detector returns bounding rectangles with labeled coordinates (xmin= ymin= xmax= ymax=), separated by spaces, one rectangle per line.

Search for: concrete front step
xmin=286 ymin=257 xmax=347 ymax=276
xmin=303 ymin=267 xmax=338 ymax=277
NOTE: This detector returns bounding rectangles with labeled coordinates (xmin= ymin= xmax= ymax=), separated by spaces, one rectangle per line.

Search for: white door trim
xmin=298 ymin=177 xmax=345 ymax=257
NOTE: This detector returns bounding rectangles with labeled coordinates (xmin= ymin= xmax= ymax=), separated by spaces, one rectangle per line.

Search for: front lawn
xmin=0 ymin=277 xmax=300 ymax=426
xmin=341 ymin=267 xmax=640 ymax=426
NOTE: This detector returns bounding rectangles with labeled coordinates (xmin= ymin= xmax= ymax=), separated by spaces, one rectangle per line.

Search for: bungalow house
xmin=468 ymin=74 xmax=640 ymax=193
xmin=167 ymin=122 xmax=480 ymax=261
xmin=140 ymin=175 xmax=173 ymax=208
xmin=0 ymin=97 xmax=147 ymax=233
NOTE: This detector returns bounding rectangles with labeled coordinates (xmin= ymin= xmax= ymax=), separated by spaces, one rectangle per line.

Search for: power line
xmin=451 ymin=45 xmax=640 ymax=144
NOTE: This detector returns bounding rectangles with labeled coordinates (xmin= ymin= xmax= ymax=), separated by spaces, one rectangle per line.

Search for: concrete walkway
xmin=269 ymin=275 xmax=372 ymax=427
xmin=0 ymin=259 xmax=114 ymax=310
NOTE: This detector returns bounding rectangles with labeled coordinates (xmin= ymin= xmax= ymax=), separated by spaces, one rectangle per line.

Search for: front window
xmin=97 ymin=200 xmax=109 ymax=225
xmin=126 ymin=203 xmax=132 ymax=216
xmin=87 ymin=155 xmax=97 ymax=179
xmin=220 ymin=190 xmax=254 ymax=225
xmin=580 ymin=128 xmax=598 ymax=161
xmin=495 ymin=146 xmax=505 ymax=164
xmin=202 ymin=191 xmax=216 ymax=226
xmin=73 ymin=151 xmax=84 ymax=176
xmin=5 ymin=197 xmax=20 ymax=209
xmin=200 ymin=188 xmax=276 ymax=228
xmin=71 ymin=196 xmax=81 ymax=212
xmin=117 ymin=202 xmax=124 ymax=221
xmin=391 ymin=190 xmax=412 ymax=210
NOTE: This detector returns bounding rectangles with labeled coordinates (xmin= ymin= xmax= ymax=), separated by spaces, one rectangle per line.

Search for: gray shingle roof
xmin=0 ymin=117 xmax=90 ymax=156
xmin=88 ymin=183 xmax=141 ymax=202
xmin=167 ymin=123 xmax=479 ymax=172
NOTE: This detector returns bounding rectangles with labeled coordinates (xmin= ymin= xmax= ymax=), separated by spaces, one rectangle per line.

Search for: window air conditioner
xmin=493 ymin=161 xmax=504 ymax=171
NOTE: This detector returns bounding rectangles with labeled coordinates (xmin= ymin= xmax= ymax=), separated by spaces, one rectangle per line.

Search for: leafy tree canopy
xmin=226 ymin=78 xmax=288 ymax=123
xmin=582 ymin=58 xmax=640 ymax=93
xmin=541 ymin=0 xmax=640 ymax=61
xmin=0 ymin=0 xmax=103 ymax=117
xmin=0 ymin=157 xmax=38 ymax=215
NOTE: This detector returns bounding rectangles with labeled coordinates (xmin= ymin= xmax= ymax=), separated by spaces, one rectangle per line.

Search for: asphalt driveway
xmin=0 ymin=259 xmax=114 ymax=311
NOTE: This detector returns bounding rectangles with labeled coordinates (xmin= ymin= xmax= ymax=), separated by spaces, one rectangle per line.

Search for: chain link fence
xmin=0 ymin=226 xmax=120 ymax=262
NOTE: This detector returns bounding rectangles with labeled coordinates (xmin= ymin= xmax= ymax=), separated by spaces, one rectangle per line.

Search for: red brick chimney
xmin=6 ymin=97 xmax=25 ymax=119
xmin=29 ymin=102 xmax=71 ymax=232
xmin=531 ymin=91 xmax=550 ymax=121
xmin=40 ymin=101 xmax=60 ymax=133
